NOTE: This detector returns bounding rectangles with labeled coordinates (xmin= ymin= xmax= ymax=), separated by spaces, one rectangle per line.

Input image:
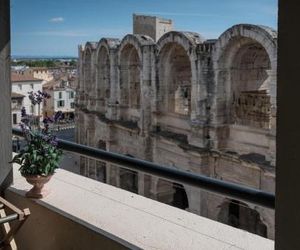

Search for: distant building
xmin=30 ymin=67 xmax=54 ymax=82
xmin=133 ymin=14 xmax=173 ymax=41
xmin=11 ymin=72 xmax=43 ymax=125
xmin=11 ymin=92 xmax=25 ymax=126
xmin=43 ymin=77 xmax=76 ymax=119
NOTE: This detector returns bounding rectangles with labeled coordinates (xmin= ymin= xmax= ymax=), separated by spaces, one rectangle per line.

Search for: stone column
xmin=184 ymin=186 xmax=201 ymax=215
xmin=88 ymin=52 xmax=97 ymax=111
xmin=140 ymin=46 xmax=154 ymax=136
xmin=0 ymin=0 xmax=13 ymax=191
xmin=138 ymin=173 xmax=145 ymax=196
xmin=107 ymin=49 xmax=118 ymax=120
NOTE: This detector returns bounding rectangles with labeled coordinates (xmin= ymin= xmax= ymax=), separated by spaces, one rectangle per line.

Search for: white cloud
xmin=49 ymin=17 xmax=64 ymax=23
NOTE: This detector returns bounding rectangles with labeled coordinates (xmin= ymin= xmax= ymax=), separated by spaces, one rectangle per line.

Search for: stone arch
xmin=156 ymin=179 xmax=189 ymax=210
xmin=96 ymin=38 xmax=120 ymax=110
xmin=218 ymin=199 xmax=268 ymax=237
xmin=84 ymin=42 xmax=98 ymax=102
xmin=119 ymin=44 xmax=141 ymax=108
xmin=213 ymin=24 xmax=277 ymax=129
xmin=118 ymin=35 xmax=154 ymax=110
xmin=96 ymin=44 xmax=110 ymax=107
xmin=156 ymin=31 xmax=203 ymax=117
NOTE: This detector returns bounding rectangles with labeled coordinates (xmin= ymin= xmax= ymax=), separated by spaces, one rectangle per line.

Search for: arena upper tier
xmin=76 ymin=17 xmax=277 ymax=239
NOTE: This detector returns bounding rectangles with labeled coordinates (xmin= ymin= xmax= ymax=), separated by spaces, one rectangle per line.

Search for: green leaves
xmin=11 ymin=136 xmax=63 ymax=176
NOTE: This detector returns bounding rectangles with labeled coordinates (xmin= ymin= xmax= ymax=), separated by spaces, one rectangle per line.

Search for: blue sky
xmin=11 ymin=0 xmax=277 ymax=57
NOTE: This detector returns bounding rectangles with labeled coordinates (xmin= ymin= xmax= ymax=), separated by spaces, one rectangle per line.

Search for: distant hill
xmin=12 ymin=55 xmax=78 ymax=60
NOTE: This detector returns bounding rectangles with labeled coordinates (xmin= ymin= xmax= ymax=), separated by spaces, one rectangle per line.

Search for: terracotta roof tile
xmin=11 ymin=72 xmax=41 ymax=83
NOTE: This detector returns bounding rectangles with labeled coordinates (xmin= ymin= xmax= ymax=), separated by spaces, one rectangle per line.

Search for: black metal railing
xmin=12 ymin=128 xmax=275 ymax=209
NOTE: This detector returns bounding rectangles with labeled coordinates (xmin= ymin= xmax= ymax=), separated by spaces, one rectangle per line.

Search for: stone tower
xmin=133 ymin=14 xmax=173 ymax=41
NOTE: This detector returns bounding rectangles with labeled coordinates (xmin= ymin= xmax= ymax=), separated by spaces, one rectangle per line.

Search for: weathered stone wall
xmin=76 ymin=22 xmax=277 ymax=239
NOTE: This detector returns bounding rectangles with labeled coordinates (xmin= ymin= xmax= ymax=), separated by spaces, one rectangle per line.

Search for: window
xmin=57 ymin=100 xmax=65 ymax=107
xmin=59 ymin=92 xmax=62 ymax=99
xmin=13 ymin=113 xmax=17 ymax=124
xmin=69 ymin=91 xmax=74 ymax=99
xmin=70 ymin=102 xmax=75 ymax=108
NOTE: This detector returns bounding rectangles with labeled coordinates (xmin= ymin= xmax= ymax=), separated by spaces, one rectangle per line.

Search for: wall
xmin=0 ymin=0 xmax=12 ymax=191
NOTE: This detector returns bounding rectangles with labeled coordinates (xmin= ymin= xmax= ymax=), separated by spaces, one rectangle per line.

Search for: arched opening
xmin=119 ymin=168 xmax=138 ymax=193
xmin=158 ymin=43 xmax=192 ymax=116
xmin=120 ymin=44 xmax=141 ymax=109
xmin=218 ymin=199 xmax=267 ymax=237
xmin=222 ymin=38 xmax=272 ymax=129
xmin=97 ymin=46 xmax=110 ymax=109
xmin=119 ymin=154 xmax=138 ymax=193
xmin=157 ymin=179 xmax=189 ymax=210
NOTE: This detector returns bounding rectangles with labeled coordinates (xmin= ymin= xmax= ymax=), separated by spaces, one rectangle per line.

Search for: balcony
xmin=2 ymin=1 xmax=300 ymax=249
xmin=4 ymin=161 xmax=274 ymax=250
xmin=1 ymin=128 xmax=275 ymax=249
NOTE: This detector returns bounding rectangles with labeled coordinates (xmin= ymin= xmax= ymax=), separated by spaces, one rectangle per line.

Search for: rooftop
xmin=11 ymin=72 xmax=41 ymax=83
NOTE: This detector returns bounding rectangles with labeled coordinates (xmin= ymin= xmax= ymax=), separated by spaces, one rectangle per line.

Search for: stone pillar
xmin=189 ymin=52 xmax=212 ymax=149
xmin=149 ymin=176 xmax=159 ymax=200
xmin=140 ymin=46 xmax=154 ymax=136
xmin=185 ymin=186 xmax=201 ymax=215
xmin=88 ymin=52 xmax=97 ymax=111
xmin=276 ymin=0 xmax=300 ymax=249
xmin=107 ymin=49 xmax=118 ymax=120
xmin=138 ymin=173 xmax=145 ymax=196
xmin=0 ymin=0 xmax=12 ymax=192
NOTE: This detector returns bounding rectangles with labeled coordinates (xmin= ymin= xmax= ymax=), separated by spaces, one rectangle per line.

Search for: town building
xmin=43 ymin=76 xmax=76 ymax=119
xmin=76 ymin=15 xmax=276 ymax=239
xmin=11 ymin=92 xmax=24 ymax=126
xmin=30 ymin=67 xmax=54 ymax=82
xmin=11 ymin=72 xmax=43 ymax=125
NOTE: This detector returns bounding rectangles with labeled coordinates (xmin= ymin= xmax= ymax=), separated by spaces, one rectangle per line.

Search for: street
xmin=55 ymin=128 xmax=80 ymax=174
xmin=13 ymin=128 xmax=80 ymax=174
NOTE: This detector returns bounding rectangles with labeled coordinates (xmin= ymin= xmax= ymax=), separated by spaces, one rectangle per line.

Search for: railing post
xmin=0 ymin=0 xmax=12 ymax=192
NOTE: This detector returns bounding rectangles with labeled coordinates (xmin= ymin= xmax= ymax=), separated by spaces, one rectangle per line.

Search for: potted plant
xmin=11 ymin=91 xmax=63 ymax=198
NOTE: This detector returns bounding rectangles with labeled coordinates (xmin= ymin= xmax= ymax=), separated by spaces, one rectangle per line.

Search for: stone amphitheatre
xmin=76 ymin=14 xmax=277 ymax=239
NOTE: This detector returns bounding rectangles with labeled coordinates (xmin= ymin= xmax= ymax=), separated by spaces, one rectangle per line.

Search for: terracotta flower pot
xmin=24 ymin=175 xmax=53 ymax=199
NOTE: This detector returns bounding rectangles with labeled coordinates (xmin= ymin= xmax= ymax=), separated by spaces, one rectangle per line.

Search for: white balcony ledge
xmin=5 ymin=165 xmax=274 ymax=250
